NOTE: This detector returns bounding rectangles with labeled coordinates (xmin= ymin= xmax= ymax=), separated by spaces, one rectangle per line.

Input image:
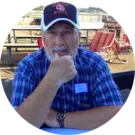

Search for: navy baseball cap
xmin=41 ymin=1 xmax=80 ymax=31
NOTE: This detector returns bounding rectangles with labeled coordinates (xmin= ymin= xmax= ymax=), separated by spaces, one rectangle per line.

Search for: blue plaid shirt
xmin=11 ymin=48 xmax=123 ymax=112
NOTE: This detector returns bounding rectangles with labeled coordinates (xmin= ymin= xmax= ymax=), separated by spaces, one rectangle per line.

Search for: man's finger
xmin=54 ymin=52 xmax=60 ymax=60
xmin=63 ymin=55 xmax=72 ymax=59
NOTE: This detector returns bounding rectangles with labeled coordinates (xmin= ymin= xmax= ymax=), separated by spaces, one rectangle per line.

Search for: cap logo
xmin=53 ymin=2 xmax=68 ymax=15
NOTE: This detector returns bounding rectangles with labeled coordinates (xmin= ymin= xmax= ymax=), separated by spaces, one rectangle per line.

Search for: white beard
xmin=44 ymin=46 xmax=78 ymax=62
xmin=44 ymin=46 xmax=54 ymax=61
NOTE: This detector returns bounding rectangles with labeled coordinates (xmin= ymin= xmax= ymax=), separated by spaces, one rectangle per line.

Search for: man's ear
xmin=42 ymin=30 xmax=48 ymax=46
xmin=79 ymin=32 xmax=81 ymax=38
xmin=43 ymin=37 xmax=47 ymax=46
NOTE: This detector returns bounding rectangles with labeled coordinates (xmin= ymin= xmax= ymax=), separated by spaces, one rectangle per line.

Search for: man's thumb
xmin=54 ymin=52 xmax=60 ymax=60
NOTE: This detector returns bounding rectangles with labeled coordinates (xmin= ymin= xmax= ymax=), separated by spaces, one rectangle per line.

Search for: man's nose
xmin=55 ymin=33 xmax=65 ymax=45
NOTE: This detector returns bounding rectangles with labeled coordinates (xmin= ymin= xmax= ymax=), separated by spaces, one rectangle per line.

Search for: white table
xmin=40 ymin=128 xmax=92 ymax=135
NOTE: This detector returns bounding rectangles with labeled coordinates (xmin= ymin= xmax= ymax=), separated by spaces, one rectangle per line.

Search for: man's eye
xmin=50 ymin=31 xmax=57 ymax=35
xmin=64 ymin=30 xmax=72 ymax=34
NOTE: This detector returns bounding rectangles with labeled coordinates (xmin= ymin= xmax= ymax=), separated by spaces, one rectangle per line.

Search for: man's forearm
xmin=65 ymin=106 xmax=122 ymax=130
xmin=15 ymin=77 xmax=59 ymax=128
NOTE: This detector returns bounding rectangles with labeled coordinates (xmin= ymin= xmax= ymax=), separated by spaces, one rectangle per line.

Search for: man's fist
xmin=46 ymin=52 xmax=77 ymax=87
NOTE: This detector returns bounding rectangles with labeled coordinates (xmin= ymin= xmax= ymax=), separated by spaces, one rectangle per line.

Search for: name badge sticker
xmin=75 ymin=83 xmax=88 ymax=94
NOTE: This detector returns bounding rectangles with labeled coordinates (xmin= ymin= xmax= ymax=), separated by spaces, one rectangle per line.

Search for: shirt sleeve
xmin=11 ymin=61 xmax=36 ymax=108
xmin=91 ymin=57 xmax=123 ymax=107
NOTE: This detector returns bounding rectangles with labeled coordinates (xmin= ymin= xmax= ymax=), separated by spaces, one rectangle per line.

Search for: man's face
xmin=43 ymin=21 xmax=80 ymax=61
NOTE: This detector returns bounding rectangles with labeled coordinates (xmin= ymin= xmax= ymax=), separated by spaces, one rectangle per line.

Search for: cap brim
xmin=41 ymin=16 xmax=80 ymax=31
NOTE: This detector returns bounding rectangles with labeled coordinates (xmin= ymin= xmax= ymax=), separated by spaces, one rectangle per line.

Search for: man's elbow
xmin=112 ymin=105 xmax=128 ymax=112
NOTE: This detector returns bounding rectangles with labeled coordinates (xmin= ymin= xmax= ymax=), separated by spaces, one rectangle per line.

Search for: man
xmin=11 ymin=1 xmax=123 ymax=130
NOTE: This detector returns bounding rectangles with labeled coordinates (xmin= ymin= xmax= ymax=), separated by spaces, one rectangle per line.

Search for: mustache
xmin=52 ymin=46 xmax=68 ymax=53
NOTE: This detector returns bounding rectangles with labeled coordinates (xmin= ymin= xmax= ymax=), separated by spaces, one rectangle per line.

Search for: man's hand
xmin=44 ymin=109 xmax=59 ymax=128
xmin=46 ymin=53 xmax=77 ymax=87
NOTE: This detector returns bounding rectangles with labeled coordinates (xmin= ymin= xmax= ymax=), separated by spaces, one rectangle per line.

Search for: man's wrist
xmin=56 ymin=112 xmax=66 ymax=128
xmin=43 ymin=76 xmax=60 ymax=89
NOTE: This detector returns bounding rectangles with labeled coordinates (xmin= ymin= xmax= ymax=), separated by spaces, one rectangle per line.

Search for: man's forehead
xmin=48 ymin=21 xmax=74 ymax=30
